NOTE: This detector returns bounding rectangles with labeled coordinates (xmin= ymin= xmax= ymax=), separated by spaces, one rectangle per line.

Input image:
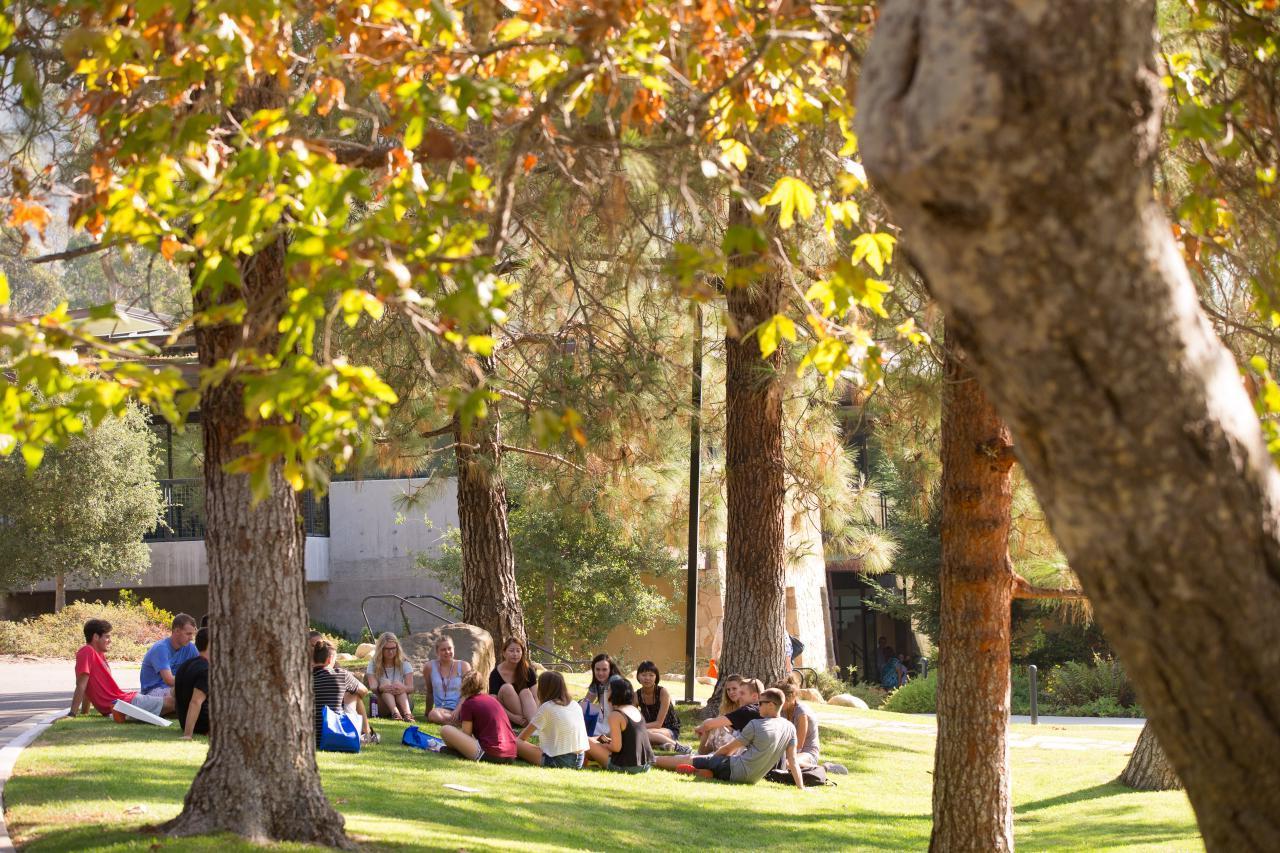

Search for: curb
xmin=0 ymin=709 xmax=66 ymax=853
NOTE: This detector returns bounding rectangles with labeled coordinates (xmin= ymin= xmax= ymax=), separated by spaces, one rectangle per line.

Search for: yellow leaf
xmin=761 ymin=177 xmax=817 ymax=230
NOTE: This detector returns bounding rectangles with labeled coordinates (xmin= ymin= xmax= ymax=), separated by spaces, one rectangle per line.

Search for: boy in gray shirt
xmin=654 ymin=688 xmax=805 ymax=788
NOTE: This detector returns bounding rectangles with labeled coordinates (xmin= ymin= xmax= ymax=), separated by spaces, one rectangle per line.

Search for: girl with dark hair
xmin=580 ymin=653 xmax=620 ymax=737
xmin=635 ymin=661 xmax=691 ymax=754
xmin=490 ymin=637 xmax=538 ymax=727
xmin=515 ymin=670 xmax=590 ymax=769
xmin=585 ymin=676 xmax=654 ymax=773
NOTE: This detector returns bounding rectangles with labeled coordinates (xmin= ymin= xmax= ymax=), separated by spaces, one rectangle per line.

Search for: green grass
xmin=5 ymin=694 xmax=1201 ymax=852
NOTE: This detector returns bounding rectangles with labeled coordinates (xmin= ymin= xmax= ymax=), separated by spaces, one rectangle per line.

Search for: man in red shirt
xmin=70 ymin=619 xmax=168 ymax=720
xmin=440 ymin=670 xmax=517 ymax=763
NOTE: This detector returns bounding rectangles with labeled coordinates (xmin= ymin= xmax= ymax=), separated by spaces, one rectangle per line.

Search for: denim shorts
xmin=542 ymin=752 xmax=585 ymax=769
xmin=691 ymin=754 xmax=733 ymax=781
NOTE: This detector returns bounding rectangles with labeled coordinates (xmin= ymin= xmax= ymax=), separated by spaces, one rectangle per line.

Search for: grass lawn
xmin=5 ymin=689 xmax=1201 ymax=853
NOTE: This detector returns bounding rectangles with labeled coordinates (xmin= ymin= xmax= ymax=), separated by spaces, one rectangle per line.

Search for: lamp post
xmin=683 ymin=303 xmax=703 ymax=704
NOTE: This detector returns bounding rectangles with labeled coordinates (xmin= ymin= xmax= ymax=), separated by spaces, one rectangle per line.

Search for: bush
xmin=1054 ymin=697 xmax=1142 ymax=717
xmin=0 ymin=592 xmax=170 ymax=659
xmin=841 ymin=682 xmax=888 ymax=710
xmin=882 ymin=671 xmax=938 ymax=713
xmin=1044 ymin=655 xmax=1136 ymax=708
xmin=309 ymin=620 xmax=358 ymax=655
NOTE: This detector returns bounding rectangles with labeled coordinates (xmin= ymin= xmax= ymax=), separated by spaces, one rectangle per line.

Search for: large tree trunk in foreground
xmin=1120 ymin=721 xmax=1183 ymax=792
xmin=931 ymin=324 xmax=1015 ymax=852
xmin=714 ymin=191 xmax=788 ymax=710
xmin=162 ymin=242 xmax=348 ymax=846
xmin=455 ymin=394 xmax=526 ymax=646
xmin=858 ymin=2 xmax=1280 ymax=848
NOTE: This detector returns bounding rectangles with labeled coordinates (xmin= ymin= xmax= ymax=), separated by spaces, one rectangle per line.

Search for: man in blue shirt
xmin=139 ymin=613 xmax=198 ymax=708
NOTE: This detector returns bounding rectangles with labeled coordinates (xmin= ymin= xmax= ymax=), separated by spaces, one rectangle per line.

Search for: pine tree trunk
xmin=858 ymin=2 xmax=1280 ymax=847
xmin=1120 ymin=722 xmax=1182 ymax=792
xmin=162 ymin=229 xmax=348 ymax=845
xmin=931 ymin=324 xmax=1015 ymax=852
xmin=455 ymin=395 xmax=526 ymax=646
xmin=714 ymin=189 xmax=788 ymax=710
xmin=53 ymin=572 xmax=65 ymax=613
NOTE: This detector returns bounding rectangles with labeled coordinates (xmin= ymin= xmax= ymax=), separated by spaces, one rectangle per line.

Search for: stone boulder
xmin=828 ymin=693 xmax=869 ymax=710
xmin=401 ymin=623 xmax=495 ymax=684
xmin=354 ymin=642 xmax=375 ymax=659
xmin=798 ymin=687 xmax=826 ymax=704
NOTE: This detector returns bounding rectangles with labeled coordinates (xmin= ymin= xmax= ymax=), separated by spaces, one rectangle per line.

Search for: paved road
xmin=0 ymin=660 xmax=139 ymax=747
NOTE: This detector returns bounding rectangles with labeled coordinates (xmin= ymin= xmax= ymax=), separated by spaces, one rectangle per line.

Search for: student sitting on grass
xmin=423 ymin=635 xmax=471 ymax=725
xmin=581 ymin=653 xmax=621 ymax=737
xmin=441 ymin=670 xmax=518 ymax=764
xmin=584 ymin=677 xmax=655 ymax=774
xmin=697 ymin=673 xmax=743 ymax=752
xmin=515 ymin=670 xmax=590 ymax=769
xmin=490 ymin=637 xmax=539 ymax=728
xmin=70 ymin=618 xmax=172 ymax=720
xmin=175 ymin=627 xmax=211 ymax=739
xmin=773 ymin=680 xmax=819 ymax=769
xmin=635 ymin=660 xmax=692 ymax=754
xmin=367 ymin=631 xmax=416 ymax=722
xmin=696 ymin=677 xmax=762 ymax=753
xmin=139 ymin=613 xmax=198 ymax=703
xmin=313 ymin=641 xmax=377 ymax=746
xmin=655 ymin=688 xmax=805 ymax=788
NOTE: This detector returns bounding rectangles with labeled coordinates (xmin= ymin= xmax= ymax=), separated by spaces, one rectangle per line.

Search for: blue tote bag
xmin=319 ymin=706 xmax=362 ymax=753
xmin=401 ymin=725 xmax=446 ymax=752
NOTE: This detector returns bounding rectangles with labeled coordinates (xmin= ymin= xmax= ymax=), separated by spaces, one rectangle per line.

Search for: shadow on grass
xmin=1015 ymin=781 xmax=1125 ymax=813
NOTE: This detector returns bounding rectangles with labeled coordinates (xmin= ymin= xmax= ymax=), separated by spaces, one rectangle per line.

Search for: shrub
xmin=1054 ymin=697 xmax=1142 ymax=717
xmin=1044 ymin=655 xmax=1136 ymax=708
xmin=841 ymin=682 xmax=888 ymax=710
xmin=882 ymin=671 xmax=938 ymax=713
xmin=0 ymin=593 xmax=170 ymax=659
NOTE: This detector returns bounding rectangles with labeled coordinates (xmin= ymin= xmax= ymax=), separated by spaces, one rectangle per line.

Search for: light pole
xmin=683 ymin=303 xmax=703 ymax=703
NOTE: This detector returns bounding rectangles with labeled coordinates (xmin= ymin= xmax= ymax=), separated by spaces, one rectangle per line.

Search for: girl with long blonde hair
xmin=367 ymin=631 xmax=415 ymax=721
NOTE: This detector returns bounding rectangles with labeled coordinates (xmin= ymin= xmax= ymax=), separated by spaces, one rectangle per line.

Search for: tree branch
xmin=28 ymin=240 xmax=124 ymax=265
xmin=498 ymin=443 xmax=586 ymax=472
xmin=1012 ymin=572 xmax=1087 ymax=601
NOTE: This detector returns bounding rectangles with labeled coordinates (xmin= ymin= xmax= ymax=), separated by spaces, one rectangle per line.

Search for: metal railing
xmin=359 ymin=592 xmax=587 ymax=671
xmin=145 ymin=478 xmax=330 ymax=542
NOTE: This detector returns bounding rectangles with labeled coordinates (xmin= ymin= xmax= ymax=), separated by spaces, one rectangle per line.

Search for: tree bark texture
xmin=162 ymin=242 xmax=349 ymax=846
xmin=53 ymin=572 xmax=65 ymax=612
xmin=1120 ymin=721 xmax=1183 ymax=792
xmin=714 ymin=191 xmax=789 ymax=709
xmin=455 ymin=396 xmax=526 ymax=647
xmin=931 ymin=323 xmax=1015 ymax=853
xmin=858 ymin=3 xmax=1280 ymax=848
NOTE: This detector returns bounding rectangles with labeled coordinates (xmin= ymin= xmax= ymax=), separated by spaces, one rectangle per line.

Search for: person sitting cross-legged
xmin=489 ymin=636 xmax=538 ymax=728
xmin=139 ymin=612 xmax=198 ymax=707
xmin=515 ymin=670 xmax=590 ymax=769
xmin=655 ymin=688 xmax=805 ymax=788
xmin=584 ymin=677 xmax=655 ymax=774
xmin=70 ymin=618 xmax=171 ymax=721
xmin=175 ymin=627 xmax=212 ymax=740
xmin=367 ymin=631 xmax=416 ymax=722
xmin=423 ymin=635 xmax=471 ymax=725
xmin=440 ymin=670 xmax=518 ymax=764
xmin=695 ymin=677 xmax=762 ymax=754
xmin=635 ymin=660 xmax=692 ymax=755
xmin=773 ymin=680 xmax=819 ymax=769
xmin=313 ymin=641 xmax=377 ymax=746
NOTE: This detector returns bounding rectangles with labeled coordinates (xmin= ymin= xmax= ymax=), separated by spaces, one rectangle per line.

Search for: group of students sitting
xmin=70 ymin=614 xmax=212 ymax=739
xmin=325 ymin=631 xmax=825 ymax=788
xmin=73 ymin=617 xmax=825 ymax=789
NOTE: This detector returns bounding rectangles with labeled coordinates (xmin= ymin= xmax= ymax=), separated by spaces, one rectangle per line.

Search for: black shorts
xmin=691 ymin=754 xmax=732 ymax=781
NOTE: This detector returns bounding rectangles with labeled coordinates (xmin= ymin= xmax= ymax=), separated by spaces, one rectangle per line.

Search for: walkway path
xmin=809 ymin=706 xmax=1142 ymax=753
xmin=0 ymin=660 xmax=139 ymax=852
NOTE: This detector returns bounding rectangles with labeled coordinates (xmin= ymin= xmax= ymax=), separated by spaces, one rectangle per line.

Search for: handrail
xmin=359 ymin=592 xmax=586 ymax=671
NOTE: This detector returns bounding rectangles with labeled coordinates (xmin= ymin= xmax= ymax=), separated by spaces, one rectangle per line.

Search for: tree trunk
xmin=53 ymin=572 xmax=65 ymax=613
xmin=931 ymin=323 xmax=1015 ymax=852
xmin=162 ymin=241 xmax=348 ymax=845
xmin=858 ymin=2 xmax=1280 ymax=848
xmin=455 ymin=396 xmax=526 ymax=646
xmin=714 ymin=189 xmax=788 ymax=710
xmin=1120 ymin=721 xmax=1183 ymax=792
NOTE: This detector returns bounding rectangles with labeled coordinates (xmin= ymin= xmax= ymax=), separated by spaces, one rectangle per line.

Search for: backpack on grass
xmin=765 ymin=764 xmax=831 ymax=787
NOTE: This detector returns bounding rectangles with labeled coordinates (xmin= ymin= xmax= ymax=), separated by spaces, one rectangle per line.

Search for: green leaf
xmin=760 ymin=177 xmax=817 ymax=230
xmin=21 ymin=442 xmax=44 ymax=470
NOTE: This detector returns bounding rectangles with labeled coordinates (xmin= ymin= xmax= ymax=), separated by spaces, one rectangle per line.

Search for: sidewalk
xmin=0 ymin=659 xmax=140 ymax=747
xmin=810 ymin=706 xmax=1143 ymax=753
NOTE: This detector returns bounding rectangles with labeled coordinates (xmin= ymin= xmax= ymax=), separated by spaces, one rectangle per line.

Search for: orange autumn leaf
xmin=522 ymin=153 xmax=538 ymax=173
xmin=160 ymin=235 xmax=181 ymax=261
xmin=7 ymin=199 xmax=51 ymax=235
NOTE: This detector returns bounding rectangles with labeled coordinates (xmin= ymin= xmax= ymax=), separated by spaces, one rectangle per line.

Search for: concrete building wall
xmin=784 ymin=495 xmax=832 ymax=671
xmin=305 ymin=477 xmax=459 ymax=635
